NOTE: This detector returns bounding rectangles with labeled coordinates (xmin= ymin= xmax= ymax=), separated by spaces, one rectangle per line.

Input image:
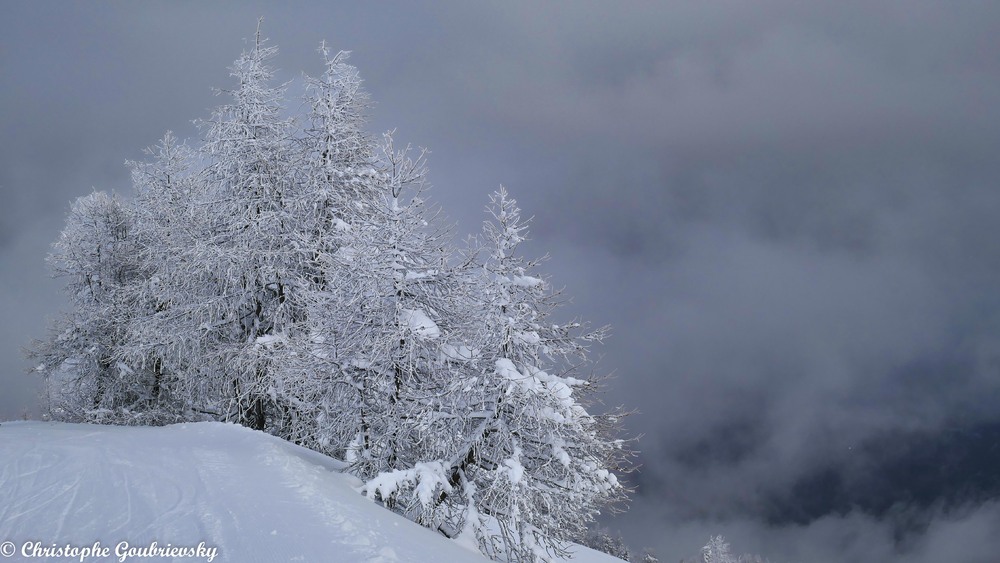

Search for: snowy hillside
xmin=0 ymin=421 xmax=620 ymax=562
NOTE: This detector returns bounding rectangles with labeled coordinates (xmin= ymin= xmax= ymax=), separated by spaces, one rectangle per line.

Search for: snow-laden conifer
xmin=114 ymin=132 xmax=207 ymax=422
xmin=32 ymin=192 xmax=146 ymax=421
xmin=360 ymin=188 xmax=630 ymax=561
xmin=274 ymin=44 xmax=385 ymax=456
xmin=463 ymin=188 xmax=628 ymax=560
xmin=188 ymin=22 xmax=300 ymax=430
xmin=31 ymin=29 xmax=632 ymax=563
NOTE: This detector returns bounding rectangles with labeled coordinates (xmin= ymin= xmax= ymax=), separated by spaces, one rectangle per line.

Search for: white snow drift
xmin=0 ymin=421 xmax=618 ymax=563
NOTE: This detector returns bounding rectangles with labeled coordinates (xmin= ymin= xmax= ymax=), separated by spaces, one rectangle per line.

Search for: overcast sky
xmin=3 ymin=2 xmax=1000 ymax=561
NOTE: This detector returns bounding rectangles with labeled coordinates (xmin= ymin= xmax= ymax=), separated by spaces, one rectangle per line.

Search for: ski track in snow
xmin=0 ymin=422 xmax=617 ymax=563
xmin=0 ymin=422 xmax=488 ymax=562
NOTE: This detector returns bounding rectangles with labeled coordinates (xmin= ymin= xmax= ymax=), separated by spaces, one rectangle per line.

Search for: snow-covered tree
xmin=695 ymin=536 xmax=771 ymax=563
xmin=32 ymin=29 xmax=633 ymax=563
xmin=268 ymin=45 xmax=382 ymax=454
xmin=702 ymin=536 xmax=736 ymax=563
xmin=364 ymin=188 xmax=629 ymax=562
xmin=32 ymin=191 xmax=147 ymax=421
xmin=462 ymin=188 xmax=628 ymax=560
xmin=336 ymin=135 xmax=462 ymax=478
xmin=184 ymin=22 xmax=301 ymax=430
xmin=583 ymin=527 xmax=633 ymax=561
xmin=116 ymin=132 xmax=207 ymax=422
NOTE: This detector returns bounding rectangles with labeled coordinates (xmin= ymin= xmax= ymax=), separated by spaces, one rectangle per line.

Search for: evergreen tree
xmin=191 ymin=22 xmax=300 ymax=430
xmin=116 ymin=132 xmax=205 ymax=422
xmin=32 ymin=192 xmax=145 ymax=421
xmin=463 ymin=188 xmax=628 ymax=560
xmin=32 ymin=29 xmax=632 ymax=562
xmin=365 ymin=188 xmax=629 ymax=561
xmin=274 ymin=45 xmax=383 ymax=455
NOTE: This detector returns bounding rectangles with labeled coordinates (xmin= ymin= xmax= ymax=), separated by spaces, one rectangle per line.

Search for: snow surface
xmin=0 ymin=421 xmax=621 ymax=563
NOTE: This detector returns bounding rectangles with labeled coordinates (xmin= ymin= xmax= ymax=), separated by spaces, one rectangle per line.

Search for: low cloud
xmin=615 ymin=501 xmax=1000 ymax=563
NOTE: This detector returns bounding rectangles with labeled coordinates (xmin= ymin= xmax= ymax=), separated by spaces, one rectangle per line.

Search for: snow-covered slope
xmin=0 ymin=421 xmax=620 ymax=563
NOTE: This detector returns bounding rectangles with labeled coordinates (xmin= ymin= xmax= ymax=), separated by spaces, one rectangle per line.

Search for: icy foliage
xmin=511 ymin=275 xmax=544 ymax=288
xmin=30 ymin=30 xmax=630 ymax=563
xmin=366 ymin=461 xmax=452 ymax=508
xmin=440 ymin=344 xmax=479 ymax=363
xmin=400 ymin=308 xmax=441 ymax=340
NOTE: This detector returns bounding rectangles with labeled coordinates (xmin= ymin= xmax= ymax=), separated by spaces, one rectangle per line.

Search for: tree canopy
xmin=31 ymin=28 xmax=630 ymax=562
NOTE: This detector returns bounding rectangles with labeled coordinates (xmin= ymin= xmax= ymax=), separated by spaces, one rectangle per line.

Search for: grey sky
xmin=3 ymin=2 xmax=1000 ymax=561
